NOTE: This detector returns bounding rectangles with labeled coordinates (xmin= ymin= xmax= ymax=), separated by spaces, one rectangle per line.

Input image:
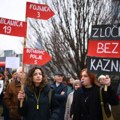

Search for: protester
xmin=50 ymin=72 xmax=68 ymax=120
xmin=9 ymin=69 xmax=17 ymax=83
xmin=70 ymin=68 xmax=119 ymax=120
xmin=2 ymin=69 xmax=12 ymax=120
xmin=3 ymin=69 xmax=12 ymax=92
xmin=66 ymin=77 xmax=74 ymax=95
xmin=64 ymin=80 xmax=81 ymax=120
xmin=98 ymin=74 xmax=113 ymax=112
xmin=3 ymin=66 xmax=23 ymax=120
xmin=98 ymin=74 xmax=109 ymax=90
xmin=18 ymin=66 xmax=54 ymax=120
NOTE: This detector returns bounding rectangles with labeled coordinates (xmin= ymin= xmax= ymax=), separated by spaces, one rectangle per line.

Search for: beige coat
xmin=64 ymin=91 xmax=74 ymax=120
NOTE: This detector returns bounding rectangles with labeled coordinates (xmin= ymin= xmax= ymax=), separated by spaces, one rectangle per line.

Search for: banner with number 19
xmin=0 ymin=17 xmax=27 ymax=37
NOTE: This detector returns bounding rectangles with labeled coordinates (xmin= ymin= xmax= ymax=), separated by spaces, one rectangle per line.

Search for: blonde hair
xmin=98 ymin=75 xmax=106 ymax=82
xmin=73 ymin=80 xmax=80 ymax=87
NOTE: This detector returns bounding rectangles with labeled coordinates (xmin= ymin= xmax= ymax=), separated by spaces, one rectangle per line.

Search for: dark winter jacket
xmin=18 ymin=84 xmax=52 ymax=120
xmin=71 ymin=85 xmax=119 ymax=120
xmin=50 ymin=83 xmax=68 ymax=120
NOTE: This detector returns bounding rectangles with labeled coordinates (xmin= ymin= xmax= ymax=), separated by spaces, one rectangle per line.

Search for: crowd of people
xmin=0 ymin=66 xmax=119 ymax=120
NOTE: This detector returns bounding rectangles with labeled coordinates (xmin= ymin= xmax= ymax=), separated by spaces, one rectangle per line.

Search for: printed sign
xmin=90 ymin=24 xmax=120 ymax=40
xmin=87 ymin=56 xmax=120 ymax=74
xmin=5 ymin=57 xmax=20 ymax=68
xmin=26 ymin=2 xmax=55 ymax=20
xmin=87 ymin=40 xmax=120 ymax=58
xmin=87 ymin=25 xmax=120 ymax=74
xmin=0 ymin=80 xmax=3 ymax=94
xmin=0 ymin=17 xmax=27 ymax=37
xmin=23 ymin=48 xmax=52 ymax=65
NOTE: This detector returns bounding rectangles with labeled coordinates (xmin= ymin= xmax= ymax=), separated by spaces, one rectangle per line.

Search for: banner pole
xmin=20 ymin=17 xmax=27 ymax=108
xmin=20 ymin=62 xmax=25 ymax=107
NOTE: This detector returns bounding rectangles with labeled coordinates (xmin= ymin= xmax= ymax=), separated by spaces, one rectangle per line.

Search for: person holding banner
xmin=3 ymin=67 xmax=23 ymax=120
xmin=70 ymin=68 xmax=119 ymax=120
xmin=18 ymin=66 xmax=54 ymax=120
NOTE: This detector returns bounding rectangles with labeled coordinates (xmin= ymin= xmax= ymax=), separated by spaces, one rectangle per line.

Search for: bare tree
xmin=27 ymin=0 xmax=120 ymax=77
xmin=110 ymin=1 xmax=120 ymax=24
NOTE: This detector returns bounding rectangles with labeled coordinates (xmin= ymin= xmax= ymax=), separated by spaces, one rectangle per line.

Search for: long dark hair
xmin=25 ymin=66 xmax=48 ymax=92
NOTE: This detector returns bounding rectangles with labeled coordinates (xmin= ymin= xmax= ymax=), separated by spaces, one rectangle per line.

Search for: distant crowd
xmin=0 ymin=66 xmax=120 ymax=120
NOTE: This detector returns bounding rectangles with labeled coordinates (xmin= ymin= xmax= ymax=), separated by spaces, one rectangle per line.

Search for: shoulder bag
xmin=100 ymin=88 xmax=114 ymax=120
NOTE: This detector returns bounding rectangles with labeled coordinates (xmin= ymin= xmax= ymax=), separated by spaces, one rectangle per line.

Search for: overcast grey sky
xmin=0 ymin=0 xmax=38 ymax=54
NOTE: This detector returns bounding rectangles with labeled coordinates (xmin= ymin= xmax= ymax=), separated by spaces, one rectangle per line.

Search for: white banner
xmin=0 ymin=80 xmax=3 ymax=94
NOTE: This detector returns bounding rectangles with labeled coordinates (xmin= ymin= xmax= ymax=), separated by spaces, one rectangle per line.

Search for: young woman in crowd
xmin=70 ymin=68 xmax=119 ymax=120
xmin=18 ymin=66 xmax=53 ymax=120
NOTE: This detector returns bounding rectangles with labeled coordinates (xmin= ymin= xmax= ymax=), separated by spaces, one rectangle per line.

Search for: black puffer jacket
xmin=18 ymin=85 xmax=51 ymax=120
